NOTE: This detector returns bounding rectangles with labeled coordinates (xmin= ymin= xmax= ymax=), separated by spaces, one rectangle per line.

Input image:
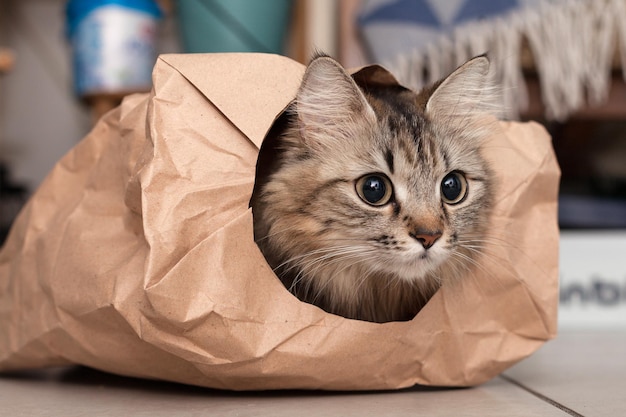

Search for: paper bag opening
xmin=0 ymin=53 xmax=560 ymax=391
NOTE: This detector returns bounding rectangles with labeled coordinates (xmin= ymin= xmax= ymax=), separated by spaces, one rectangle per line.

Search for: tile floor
xmin=0 ymin=330 xmax=624 ymax=416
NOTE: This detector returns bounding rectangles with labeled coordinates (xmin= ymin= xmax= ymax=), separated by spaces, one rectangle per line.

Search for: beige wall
xmin=1 ymin=0 xmax=91 ymax=191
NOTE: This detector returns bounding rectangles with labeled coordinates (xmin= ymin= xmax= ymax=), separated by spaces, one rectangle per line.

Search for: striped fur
xmin=251 ymin=55 xmax=496 ymax=323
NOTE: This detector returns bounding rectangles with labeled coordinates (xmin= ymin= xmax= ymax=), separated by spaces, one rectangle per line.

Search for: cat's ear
xmin=426 ymin=55 xmax=500 ymax=120
xmin=295 ymin=55 xmax=376 ymax=151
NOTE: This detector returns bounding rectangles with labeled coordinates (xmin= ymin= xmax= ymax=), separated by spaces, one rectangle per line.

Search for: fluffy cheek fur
xmin=255 ymin=152 xmax=372 ymax=271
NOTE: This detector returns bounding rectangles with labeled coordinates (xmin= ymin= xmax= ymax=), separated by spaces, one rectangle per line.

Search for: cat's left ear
xmin=425 ymin=55 xmax=500 ymax=120
xmin=296 ymin=55 xmax=376 ymax=151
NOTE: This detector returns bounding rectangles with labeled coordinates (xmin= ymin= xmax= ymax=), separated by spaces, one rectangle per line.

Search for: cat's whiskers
xmin=256 ymin=224 xmax=303 ymax=243
xmin=298 ymin=247 xmax=381 ymax=308
xmin=467 ymin=230 xmax=552 ymax=277
xmin=286 ymin=249 xmax=361 ymax=296
xmin=287 ymin=245 xmax=374 ymax=269
xmin=298 ymin=239 xmax=416 ymax=304
xmin=450 ymin=238 xmax=519 ymax=294
xmin=278 ymin=244 xmax=377 ymax=285
xmin=458 ymin=235 xmax=550 ymax=302
xmin=301 ymin=250 xmax=376 ymax=284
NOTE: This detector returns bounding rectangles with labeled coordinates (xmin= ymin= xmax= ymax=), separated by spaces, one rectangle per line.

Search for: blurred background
xmin=0 ymin=0 xmax=625 ymax=329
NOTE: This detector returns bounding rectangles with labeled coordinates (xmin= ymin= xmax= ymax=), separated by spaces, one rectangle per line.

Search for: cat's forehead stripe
xmin=385 ymin=148 xmax=394 ymax=174
xmin=442 ymin=151 xmax=450 ymax=171
xmin=383 ymin=112 xmax=424 ymax=146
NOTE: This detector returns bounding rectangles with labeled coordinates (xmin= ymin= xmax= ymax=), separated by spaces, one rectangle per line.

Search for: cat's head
xmin=253 ymin=54 xmax=498 ymax=305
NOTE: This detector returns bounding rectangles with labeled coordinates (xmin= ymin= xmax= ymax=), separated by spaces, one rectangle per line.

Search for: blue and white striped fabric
xmin=358 ymin=0 xmax=535 ymax=64
xmin=357 ymin=0 xmax=625 ymax=121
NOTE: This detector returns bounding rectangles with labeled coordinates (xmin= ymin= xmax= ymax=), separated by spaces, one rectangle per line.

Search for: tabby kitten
xmin=251 ymin=54 xmax=498 ymax=323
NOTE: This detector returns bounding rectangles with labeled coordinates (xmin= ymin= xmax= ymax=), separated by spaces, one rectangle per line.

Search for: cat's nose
xmin=410 ymin=230 xmax=442 ymax=250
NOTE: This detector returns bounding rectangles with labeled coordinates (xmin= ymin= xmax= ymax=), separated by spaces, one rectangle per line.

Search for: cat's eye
xmin=356 ymin=174 xmax=393 ymax=206
xmin=441 ymin=171 xmax=468 ymax=205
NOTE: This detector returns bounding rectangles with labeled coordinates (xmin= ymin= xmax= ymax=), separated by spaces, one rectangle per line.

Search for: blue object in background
xmin=177 ymin=0 xmax=293 ymax=54
xmin=359 ymin=0 xmax=440 ymax=27
xmin=358 ymin=0 xmax=527 ymax=64
xmin=66 ymin=0 xmax=162 ymax=37
xmin=66 ymin=0 xmax=162 ymax=96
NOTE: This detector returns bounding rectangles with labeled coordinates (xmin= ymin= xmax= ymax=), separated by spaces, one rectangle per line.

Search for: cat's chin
xmin=389 ymin=249 xmax=448 ymax=283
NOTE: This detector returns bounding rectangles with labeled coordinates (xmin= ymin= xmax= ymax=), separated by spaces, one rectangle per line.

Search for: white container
xmin=559 ymin=230 xmax=626 ymax=329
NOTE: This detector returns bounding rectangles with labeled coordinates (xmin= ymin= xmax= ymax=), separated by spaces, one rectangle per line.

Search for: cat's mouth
xmin=380 ymin=245 xmax=447 ymax=281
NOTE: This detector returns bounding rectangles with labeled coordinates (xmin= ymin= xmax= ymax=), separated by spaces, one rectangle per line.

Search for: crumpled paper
xmin=0 ymin=53 xmax=560 ymax=390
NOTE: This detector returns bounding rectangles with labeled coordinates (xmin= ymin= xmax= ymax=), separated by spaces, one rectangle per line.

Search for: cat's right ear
xmin=295 ymin=55 xmax=376 ymax=151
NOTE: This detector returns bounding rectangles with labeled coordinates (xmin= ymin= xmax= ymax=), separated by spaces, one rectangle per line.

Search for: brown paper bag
xmin=0 ymin=53 xmax=560 ymax=390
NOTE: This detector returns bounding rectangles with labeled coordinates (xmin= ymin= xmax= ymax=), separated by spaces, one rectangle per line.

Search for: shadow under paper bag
xmin=0 ymin=53 xmax=560 ymax=390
